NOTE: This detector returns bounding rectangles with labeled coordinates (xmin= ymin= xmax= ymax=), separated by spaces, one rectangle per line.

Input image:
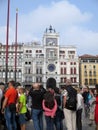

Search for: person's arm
xmin=18 ymin=102 xmax=23 ymax=112
xmin=42 ymin=100 xmax=53 ymax=112
xmin=17 ymin=95 xmax=24 ymax=113
xmin=1 ymin=97 xmax=8 ymax=113
xmin=51 ymin=99 xmax=57 ymax=118
xmin=62 ymin=90 xmax=68 ymax=108
xmin=63 ymin=96 xmax=67 ymax=108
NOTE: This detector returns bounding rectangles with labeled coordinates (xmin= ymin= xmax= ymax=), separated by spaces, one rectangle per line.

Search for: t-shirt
xmin=19 ymin=94 xmax=27 ymax=114
xmin=5 ymin=87 xmax=18 ymax=106
xmin=77 ymin=93 xmax=83 ymax=110
xmin=62 ymin=89 xmax=68 ymax=99
xmin=29 ymin=89 xmax=45 ymax=109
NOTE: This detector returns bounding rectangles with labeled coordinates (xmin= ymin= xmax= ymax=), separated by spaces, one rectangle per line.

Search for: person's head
xmin=0 ymin=84 xmax=5 ymax=92
xmin=47 ymin=87 xmax=55 ymax=95
xmin=66 ymin=79 xmax=72 ymax=86
xmin=89 ymin=89 xmax=94 ymax=96
xmin=83 ymin=86 xmax=89 ymax=92
xmin=8 ymin=80 xmax=16 ymax=88
xmin=32 ymin=83 xmax=40 ymax=90
xmin=44 ymin=91 xmax=55 ymax=109
xmin=15 ymin=82 xmax=21 ymax=88
xmin=16 ymin=86 xmax=21 ymax=93
xmin=19 ymin=87 xmax=25 ymax=94
xmin=75 ymin=87 xmax=81 ymax=93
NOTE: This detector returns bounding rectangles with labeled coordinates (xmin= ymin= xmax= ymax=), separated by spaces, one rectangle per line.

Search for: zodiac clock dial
xmin=47 ymin=64 xmax=56 ymax=72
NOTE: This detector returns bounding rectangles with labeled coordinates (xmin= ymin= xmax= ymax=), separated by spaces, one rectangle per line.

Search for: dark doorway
xmin=46 ymin=78 xmax=56 ymax=89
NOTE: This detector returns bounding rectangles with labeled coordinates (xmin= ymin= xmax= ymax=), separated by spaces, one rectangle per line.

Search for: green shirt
xmin=19 ymin=94 xmax=27 ymax=114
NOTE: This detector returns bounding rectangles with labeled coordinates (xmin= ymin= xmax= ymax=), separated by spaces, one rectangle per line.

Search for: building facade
xmin=79 ymin=54 xmax=98 ymax=88
xmin=0 ymin=26 xmax=79 ymax=88
xmin=0 ymin=43 xmax=23 ymax=83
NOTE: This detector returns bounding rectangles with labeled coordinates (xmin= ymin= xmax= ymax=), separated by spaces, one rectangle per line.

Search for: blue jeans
xmin=54 ymin=119 xmax=63 ymax=130
xmin=45 ymin=116 xmax=54 ymax=130
xmin=4 ymin=107 xmax=17 ymax=130
xmin=32 ymin=109 xmax=43 ymax=130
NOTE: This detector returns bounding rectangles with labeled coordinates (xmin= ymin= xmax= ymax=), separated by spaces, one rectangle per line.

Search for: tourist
xmin=29 ymin=83 xmax=45 ymax=130
xmin=42 ymin=91 xmax=57 ymax=130
xmin=95 ymin=84 xmax=98 ymax=130
xmin=76 ymin=88 xmax=84 ymax=130
xmin=2 ymin=80 xmax=18 ymax=130
xmin=62 ymin=79 xmax=77 ymax=130
xmin=88 ymin=89 xmax=95 ymax=126
xmin=17 ymin=87 xmax=27 ymax=130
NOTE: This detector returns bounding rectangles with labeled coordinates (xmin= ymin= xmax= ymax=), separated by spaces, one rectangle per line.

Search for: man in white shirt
xmin=76 ymin=88 xmax=84 ymax=130
xmin=62 ymin=80 xmax=77 ymax=130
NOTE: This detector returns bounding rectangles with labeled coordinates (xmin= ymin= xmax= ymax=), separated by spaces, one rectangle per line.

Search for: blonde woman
xmin=17 ymin=87 xmax=27 ymax=130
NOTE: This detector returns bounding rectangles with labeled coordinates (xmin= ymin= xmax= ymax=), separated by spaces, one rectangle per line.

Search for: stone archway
xmin=46 ymin=77 xmax=56 ymax=89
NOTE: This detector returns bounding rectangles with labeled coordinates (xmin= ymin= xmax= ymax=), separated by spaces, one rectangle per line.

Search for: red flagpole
xmin=15 ymin=9 xmax=18 ymax=82
xmin=5 ymin=0 xmax=10 ymax=84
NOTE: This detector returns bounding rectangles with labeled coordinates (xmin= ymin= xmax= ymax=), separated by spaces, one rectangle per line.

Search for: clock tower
xmin=43 ymin=25 xmax=60 ymax=88
xmin=43 ymin=25 xmax=59 ymax=46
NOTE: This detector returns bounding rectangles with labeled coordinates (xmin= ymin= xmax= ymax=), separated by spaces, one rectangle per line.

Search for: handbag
xmin=25 ymin=108 xmax=31 ymax=121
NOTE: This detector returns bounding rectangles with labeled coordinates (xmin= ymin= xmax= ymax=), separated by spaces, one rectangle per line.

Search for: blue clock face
xmin=48 ymin=64 xmax=55 ymax=72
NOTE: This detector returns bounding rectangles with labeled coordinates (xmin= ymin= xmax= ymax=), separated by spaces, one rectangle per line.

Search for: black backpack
xmin=65 ymin=86 xmax=77 ymax=111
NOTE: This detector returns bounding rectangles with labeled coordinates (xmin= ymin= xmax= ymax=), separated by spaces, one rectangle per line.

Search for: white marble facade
xmin=0 ymin=26 xmax=79 ymax=87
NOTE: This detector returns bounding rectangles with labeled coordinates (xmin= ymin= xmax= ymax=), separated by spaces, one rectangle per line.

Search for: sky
xmin=0 ymin=0 xmax=98 ymax=55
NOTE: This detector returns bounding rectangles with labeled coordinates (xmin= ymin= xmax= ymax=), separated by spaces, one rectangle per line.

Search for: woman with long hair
xmin=42 ymin=91 xmax=57 ymax=130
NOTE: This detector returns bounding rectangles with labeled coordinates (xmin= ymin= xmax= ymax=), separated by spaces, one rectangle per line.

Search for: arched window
xmin=64 ymin=68 xmax=66 ymax=74
xmin=70 ymin=68 xmax=73 ymax=74
xmin=61 ymin=68 xmax=63 ymax=74
xmin=89 ymin=71 xmax=92 ymax=76
xmin=84 ymin=71 xmax=87 ymax=76
xmin=74 ymin=68 xmax=76 ymax=74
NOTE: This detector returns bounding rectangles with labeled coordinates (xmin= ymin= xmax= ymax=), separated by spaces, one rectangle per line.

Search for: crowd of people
xmin=0 ymin=80 xmax=98 ymax=130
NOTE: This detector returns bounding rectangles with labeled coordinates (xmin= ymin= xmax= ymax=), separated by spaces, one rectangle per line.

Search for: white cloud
xmin=62 ymin=26 xmax=98 ymax=54
xmin=0 ymin=0 xmax=98 ymax=54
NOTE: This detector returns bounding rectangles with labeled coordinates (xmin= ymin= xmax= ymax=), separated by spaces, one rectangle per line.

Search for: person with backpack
xmin=62 ymin=79 xmax=77 ymax=130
